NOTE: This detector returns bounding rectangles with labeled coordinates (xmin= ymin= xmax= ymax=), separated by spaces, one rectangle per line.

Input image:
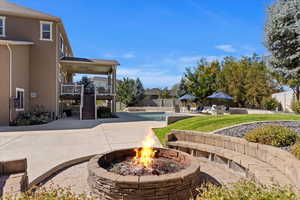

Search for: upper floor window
xmin=0 ymin=16 xmax=6 ymax=37
xmin=59 ymin=34 xmax=64 ymax=57
xmin=40 ymin=21 xmax=53 ymax=41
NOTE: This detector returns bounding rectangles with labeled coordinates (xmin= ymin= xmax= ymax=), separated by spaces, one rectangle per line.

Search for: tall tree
xmin=135 ymin=78 xmax=145 ymax=102
xmin=265 ymin=0 xmax=300 ymax=100
xmin=184 ymin=59 xmax=221 ymax=100
xmin=219 ymin=55 xmax=279 ymax=107
xmin=176 ymin=78 xmax=187 ymax=98
xmin=116 ymin=78 xmax=137 ymax=106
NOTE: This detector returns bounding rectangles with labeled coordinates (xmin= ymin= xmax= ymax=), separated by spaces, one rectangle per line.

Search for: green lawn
xmin=154 ymin=114 xmax=300 ymax=145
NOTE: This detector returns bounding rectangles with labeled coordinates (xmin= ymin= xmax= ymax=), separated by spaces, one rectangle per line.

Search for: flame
xmin=133 ymin=134 xmax=157 ymax=168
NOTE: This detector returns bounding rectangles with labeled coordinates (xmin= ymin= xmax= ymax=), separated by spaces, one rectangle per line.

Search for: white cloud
xmin=117 ymin=67 xmax=181 ymax=88
xmin=215 ymin=45 xmax=236 ymax=53
xmin=103 ymin=52 xmax=136 ymax=59
xmin=121 ymin=53 xmax=135 ymax=59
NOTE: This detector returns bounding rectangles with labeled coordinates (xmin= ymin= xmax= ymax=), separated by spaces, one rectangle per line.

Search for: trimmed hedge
xmin=244 ymin=125 xmax=298 ymax=147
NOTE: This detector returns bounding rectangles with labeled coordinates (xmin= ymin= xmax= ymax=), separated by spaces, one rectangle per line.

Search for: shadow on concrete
xmin=0 ymin=112 xmax=161 ymax=133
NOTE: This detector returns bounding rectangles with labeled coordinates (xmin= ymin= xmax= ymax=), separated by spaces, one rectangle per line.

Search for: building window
xmin=59 ymin=34 xmax=64 ymax=57
xmin=0 ymin=16 xmax=6 ymax=37
xmin=16 ymin=88 xmax=25 ymax=111
xmin=40 ymin=21 xmax=53 ymax=41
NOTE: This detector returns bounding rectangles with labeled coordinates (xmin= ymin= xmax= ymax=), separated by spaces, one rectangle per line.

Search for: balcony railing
xmin=95 ymin=86 xmax=115 ymax=96
xmin=61 ymin=84 xmax=84 ymax=95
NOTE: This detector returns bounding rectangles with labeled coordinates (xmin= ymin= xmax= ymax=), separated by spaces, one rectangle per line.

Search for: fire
xmin=133 ymin=134 xmax=157 ymax=168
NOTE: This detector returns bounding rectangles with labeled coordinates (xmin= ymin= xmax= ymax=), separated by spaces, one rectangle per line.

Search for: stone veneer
xmin=87 ymin=148 xmax=201 ymax=200
xmin=167 ymin=130 xmax=300 ymax=190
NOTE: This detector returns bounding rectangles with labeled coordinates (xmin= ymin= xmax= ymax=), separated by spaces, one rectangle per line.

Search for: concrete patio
xmin=0 ymin=113 xmax=164 ymax=183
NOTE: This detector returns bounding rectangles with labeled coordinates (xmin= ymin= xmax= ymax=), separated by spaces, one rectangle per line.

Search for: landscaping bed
xmin=153 ymin=114 xmax=300 ymax=144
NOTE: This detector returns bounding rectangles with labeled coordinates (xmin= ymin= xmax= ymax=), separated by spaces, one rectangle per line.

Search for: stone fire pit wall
xmin=88 ymin=148 xmax=201 ymax=200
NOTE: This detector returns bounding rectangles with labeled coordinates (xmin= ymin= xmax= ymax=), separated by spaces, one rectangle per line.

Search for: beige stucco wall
xmin=0 ymin=46 xmax=10 ymax=125
xmin=11 ymin=45 xmax=30 ymax=120
xmin=3 ymin=15 xmax=58 ymax=115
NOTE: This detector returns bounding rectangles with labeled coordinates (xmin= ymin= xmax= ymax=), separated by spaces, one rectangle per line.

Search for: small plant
xmin=244 ymin=125 xmax=298 ymax=147
xmin=291 ymin=142 xmax=300 ymax=160
xmin=97 ymin=106 xmax=117 ymax=119
xmin=196 ymin=180 xmax=299 ymax=200
xmin=261 ymin=97 xmax=279 ymax=111
xmin=4 ymin=186 xmax=95 ymax=200
xmin=291 ymin=98 xmax=300 ymax=114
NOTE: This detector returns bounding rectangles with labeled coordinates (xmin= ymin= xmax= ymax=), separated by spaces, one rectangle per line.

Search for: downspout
xmin=6 ymin=43 xmax=13 ymax=124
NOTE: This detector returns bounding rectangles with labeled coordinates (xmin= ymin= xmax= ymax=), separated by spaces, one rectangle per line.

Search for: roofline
xmin=60 ymin=59 xmax=120 ymax=66
xmin=57 ymin=23 xmax=73 ymax=56
xmin=0 ymin=10 xmax=61 ymax=22
xmin=0 ymin=40 xmax=34 ymax=45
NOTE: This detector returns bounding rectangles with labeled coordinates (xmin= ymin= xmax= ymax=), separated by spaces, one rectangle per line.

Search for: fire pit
xmin=88 ymin=146 xmax=201 ymax=200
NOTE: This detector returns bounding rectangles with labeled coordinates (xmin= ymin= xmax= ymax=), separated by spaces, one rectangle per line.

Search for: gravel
xmin=214 ymin=121 xmax=300 ymax=138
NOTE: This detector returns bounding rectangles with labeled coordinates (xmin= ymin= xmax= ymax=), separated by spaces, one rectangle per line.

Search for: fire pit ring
xmin=88 ymin=148 xmax=201 ymax=200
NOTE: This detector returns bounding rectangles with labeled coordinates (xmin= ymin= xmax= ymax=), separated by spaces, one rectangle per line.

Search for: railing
xmin=61 ymin=84 xmax=84 ymax=95
xmin=95 ymin=86 xmax=115 ymax=96
xmin=60 ymin=84 xmax=84 ymax=120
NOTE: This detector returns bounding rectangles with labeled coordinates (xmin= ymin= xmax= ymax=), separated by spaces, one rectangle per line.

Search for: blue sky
xmin=13 ymin=0 xmax=274 ymax=88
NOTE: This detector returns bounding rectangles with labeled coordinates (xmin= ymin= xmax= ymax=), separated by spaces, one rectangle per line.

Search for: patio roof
xmin=60 ymin=57 xmax=119 ymax=75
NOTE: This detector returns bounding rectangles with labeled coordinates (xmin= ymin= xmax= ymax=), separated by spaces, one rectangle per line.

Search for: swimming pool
xmin=129 ymin=112 xmax=175 ymax=121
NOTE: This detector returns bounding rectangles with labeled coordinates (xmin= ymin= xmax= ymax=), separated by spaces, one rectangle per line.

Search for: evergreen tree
xmin=265 ymin=0 xmax=300 ymax=99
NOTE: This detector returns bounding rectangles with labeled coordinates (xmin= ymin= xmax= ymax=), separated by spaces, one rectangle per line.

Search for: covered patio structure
xmin=59 ymin=57 xmax=119 ymax=120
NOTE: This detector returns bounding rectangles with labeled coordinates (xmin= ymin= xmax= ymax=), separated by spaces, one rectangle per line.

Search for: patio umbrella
xmin=179 ymin=94 xmax=197 ymax=101
xmin=207 ymin=92 xmax=233 ymax=100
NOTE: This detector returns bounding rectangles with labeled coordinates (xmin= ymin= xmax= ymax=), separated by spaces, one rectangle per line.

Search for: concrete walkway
xmin=0 ymin=113 xmax=165 ymax=183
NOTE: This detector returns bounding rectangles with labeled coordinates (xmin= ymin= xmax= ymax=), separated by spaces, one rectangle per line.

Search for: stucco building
xmin=0 ymin=0 xmax=119 ymax=125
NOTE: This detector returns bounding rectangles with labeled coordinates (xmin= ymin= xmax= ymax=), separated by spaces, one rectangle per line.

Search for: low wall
xmin=0 ymin=158 xmax=28 ymax=193
xmin=167 ymin=130 xmax=300 ymax=189
xmin=213 ymin=120 xmax=300 ymax=137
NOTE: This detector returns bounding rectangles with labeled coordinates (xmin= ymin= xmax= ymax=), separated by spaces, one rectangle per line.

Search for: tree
xmin=176 ymin=78 xmax=188 ymax=98
xmin=116 ymin=78 xmax=145 ymax=106
xmin=116 ymin=78 xmax=137 ymax=106
xmin=78 ymin=76 xmax=94 ymax=93
xmin=219 ymin=55 xmax=279 ymax=107
xmin=159 ymin=87 xmax=170 ymax=99
xmin=265 ymin=0 xmax=300 ymax=100
xmin=184 ymin=59 xmax=221 ymax=100
xmin=135 ymin=78 xmax=145 ymax=102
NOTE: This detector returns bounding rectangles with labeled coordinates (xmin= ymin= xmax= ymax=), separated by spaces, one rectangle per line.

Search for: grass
xmin=153 ymin=114 xmax=300 ymax=145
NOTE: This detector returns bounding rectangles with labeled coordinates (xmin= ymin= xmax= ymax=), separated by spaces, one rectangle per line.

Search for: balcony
xmin=95 ymin=86 xmax=115 ymax=96
xmin=61 ymin=84 xmax=84 ymax=96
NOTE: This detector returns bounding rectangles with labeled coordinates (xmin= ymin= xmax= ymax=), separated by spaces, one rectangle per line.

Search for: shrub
xmin=4 ymin=186 xmax=95 ymax=200
xmin=244 ymin=125 xmax=298 ymax=147
xmin=291 ymin=142 xmax=300 ymax=160
xmin=12 ymin=111 xmax=52 ymax=126
xmin=291 ymin=98 xmax=300 ymax=114
xmin=261 ymin=97 xmax=279 ymax=111
xmin=196 ymin=180 xmax=299 ymax=200
xmin=97 ymin=106 xmax=117 ymax=118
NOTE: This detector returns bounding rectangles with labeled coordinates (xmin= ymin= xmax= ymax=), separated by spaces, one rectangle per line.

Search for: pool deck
xmin=0 ymin=113 xmax=164 ymax=183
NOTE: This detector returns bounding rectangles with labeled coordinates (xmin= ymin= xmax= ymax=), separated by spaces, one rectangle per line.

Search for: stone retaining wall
xmin=168 ymin=130 xmax=300 ymax=189
xmin=0 ymin=158 xmax=28 ymax=195
xmin=213 ymin=120 xmax=300 ymax=137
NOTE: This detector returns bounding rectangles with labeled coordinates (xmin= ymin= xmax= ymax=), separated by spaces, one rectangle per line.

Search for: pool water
xmin=129 ymin=112 xmax=175 ymax=121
